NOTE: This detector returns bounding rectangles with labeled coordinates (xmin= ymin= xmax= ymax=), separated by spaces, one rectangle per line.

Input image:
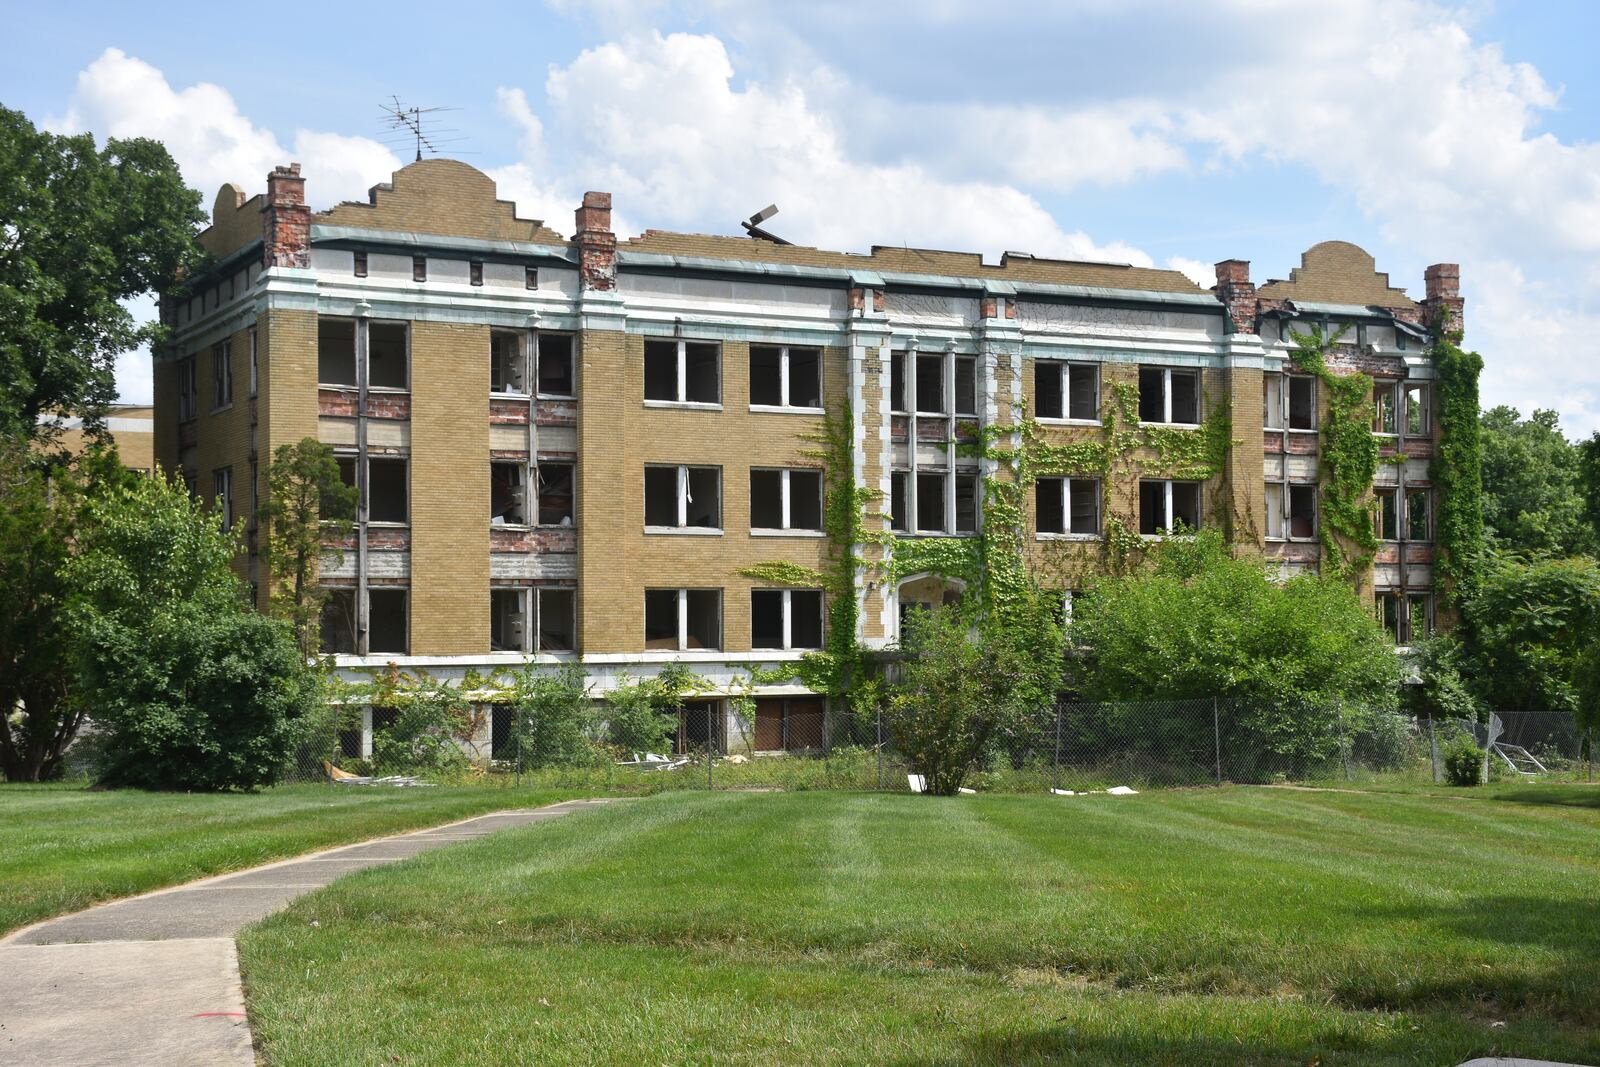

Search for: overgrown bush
xmin=603 ymin=663 xmax=701 ymax=755
xmin=1443 ymin=737 xmax=1484 ymax=786
xmin=507 ymin=663 xmax=599 ymax=768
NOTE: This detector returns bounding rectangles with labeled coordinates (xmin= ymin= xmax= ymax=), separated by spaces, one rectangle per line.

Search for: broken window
xmin=412 ymin=256 xmax=427 ymax=282
xmin=319 ymin=319 xmax=357 ymax=386
xmin=1406 ymin=488 xmax=1431 ymax=540
xmin=1377 ymin=592 xmax=1401 ymax=641
xmin=490 ymin=462 xmax=527 ymax=525
xmin=248 ymin=330 xmax=258 ymax=398
xmin=326 ymin=456 xmax=357 ymax=518
xmin=368 ymin=323 xmax=408 ymax=389
xmin=1375 ymin=488 xmax=1398 ymax=540
xmin=890 ymin=471 xmax=908 ymax=531
xmin=915 ymin=472 xmax=947 ymax=533
xmin=1288 ymin=483 xmax=1316 ymax=539
xmin=644 ymin=465 xmax=721 ymax=530
xmin=212 ymin=341 xmax=232 ymax=409
xmin=1035 ymin=362 xmax=1099 ymax=421
xmin=213 ymin=467 xmax=233 ymax=530
xmin=1264 ymin=373 xmax=1284 ymax=430
xmin=367 ymin=588 xmax=408 ymax=654
xmin=915 ymin=354 xmax=945 ymax=414
xmin=1265 ymin=483 xmax=1285 ymax=539
xmin=490 ymin=588 xmax=526 ymax=651
xmin=177 ymin=355 xmax=198 ymax=422
xmin=1404 ymin=384 xmax=1429 ymax=436
xmin=536 ymin=462 xmax=574 ymax=526
xmin=537 ymin=334 xmax=574 ymax=396
xmin=890 ymin=354 xmax=906 ymax=412
xmin=1138 ymin=367 xmax=1200 ymax=424
xmin=751 ymin=589 xmax=824 ymax=650
xmin=1288 ymin=376 xmax=1315 ymax=430
xmin=497 ymin=586 xmax=575 ymax=653
xmin=367 ymin=457 xmax=408 ymax=524
xmin=539 ymin=588 xmax=576 ymax=651
xmin=320 ymin=588 xmax=357 ymax=654
xmin=490 ymin=330 xmax=527 ymax=394
xmin=954 ymin=472 xmax=979 ymax=533
xmin=1036 ymin=478 xmax=1100 ymax=535
xmin=750 ymin=469 xmax=823 ymax=531
xmin=644 ymin=339 xmax=720 ymax=403
xmin=954 ymin=357 xmax=977 ymax=416
xmin=1374 ymin=382 xmax=1398 ymax=434
xmin=1139 ymin=480 xmax=1201 ymax=535
xmin=749 ymin=346 xmax=822 ymax=408
xmin=1406 ymin=595 xmax=1432 ymax=642
xmin=644 ymin=589 xmax=722 ymax=651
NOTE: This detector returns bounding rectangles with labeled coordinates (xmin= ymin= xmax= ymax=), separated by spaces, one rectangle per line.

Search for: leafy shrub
xmin=507 ymin=663 xmax=600 ymax=768
xmin=1444 ymin=737 xmax=1484 ymax=786
xmin=604 ymin=681 xmax=677 ymax=754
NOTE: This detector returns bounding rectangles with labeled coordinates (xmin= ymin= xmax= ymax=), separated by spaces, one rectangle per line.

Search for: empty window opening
xmin=1035 ymin=362 xmax=1099 ymax=421
xmin=1036 ymin=478 xmax=1100 ymax=535
xmin=915 ymin=354 xmax=945 ymax=414
xmin=490 ymin=706 xmax=513 ymax=759
xmin=539 ymin=588 xmax=575 ymax=651
xmin=1375 ymin=488 xmax=1398 ymax=540
xmin=319 ymin=319 xmax=356 ymax=385
xmin=1406 ymin=488 xmax=1431 ymax=540
xmin=644 ymin=339 xmax=720 ymax=404
xmin=915 ymin=472 xmax=947 ymax=533
xmin=327 ymin=456 xmax=357 ymax=518
xmin=368 ymin=588 xmax=408 ymax=654
xmin=890 ymin=471 xmax=908 ymax=532
xmin=368 ymin=323 xmax=408 ymax=389
xmin=954 ymin=473 xmax=979 ymax=533
xmin=525 ymin=266 xmax=538 ymax=290
xmin=491 ymin=462 xmax=527 ymax=525
xmin=645 ymin=589 xmax=722 ymax=651
xmin=177 ymin=356 xmax=197 ymax=421
xmin=1139 ymin=479 xmax=1201 ymax=535
xmin=1288 ymin=483 xmax=1316 ymax=539
xmin=353 ymin=252 xmax=368 ymax=278
xmin=248 ymin=330 xmax=258 ymax=398
xmin=490 ymin=330 xmax=526 ymax=394
xmin=320 ymin=588 xmax=357 ymax=654
xmin=954 ymin=357 xmax=977 ymax=416
xmin=750 ymin=469 xmax=823 ymax=531
xmin=490 ymin=588 xmax=526 ymax=651
xmin=1406 ymin=595 xmax=1432 ymax=642
xmin=212 ymin=342 xmax=232 ymax=409
xmin=644 ymin=465 xmax=721 ymax=529
xmin=1374 ymin=383 xmax=1398 ymax=434
xmin=750 ymin=469 xmax=782 ymax=529
xmin=537 ymin=334 xmax=575 ymax=396
xmin=1035 ymin=362 xmax=1062 ymax=419
xmin=890 ymin=354 xmax=906 ymax=412
xmin=1264 ymin=373 xmax=1284 ymax=430
xmin=1138 ymin=367 xmax=1200 ymax=424
xmin=537 ymin=463 xmax=574 ymax=526
xmin=751 ymin=589 xmax=825 ymax=651
xmin=367 ymin=458 xmax=408 ymax=524
xmin=1265 ymin=484 xmax=1284 ymax=540
xmin=749 ymin=345 xmax=823 ymax=408
xmin=1288 ymin=376 xmax=1315 ymax=430
xmin=1404 ymin=384 xmax=1429 ymax=436
xmin=412 ymin=256 xmax=427 ymax=282
xmin=213 ymin=467 xmax=233 ymax=530
xmin=470 ymin=261 xmax=484 ymax=286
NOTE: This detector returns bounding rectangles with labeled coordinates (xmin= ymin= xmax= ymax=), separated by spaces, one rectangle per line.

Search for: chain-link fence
xmin=282 ymin=696 xmax=1591 ymax=791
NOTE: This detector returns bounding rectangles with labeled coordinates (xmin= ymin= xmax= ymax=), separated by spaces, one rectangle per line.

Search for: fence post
xmin=1338 ymin=707 xmax=1350 ymax=780
xmin=876 ymin=706 xmax=884 ymax=791
xmin=1052 ymin=704 xmax=1062 ymax=794
xmin=515 ymin=707 xmax=523 ymax=788
xmin=1428 ymin=716 xmax=1440 ymax=783
xmin=1212 ymin=697 xmax=1222 ymax=784
xmin=707 ymin=703 xmax=715 ymax=790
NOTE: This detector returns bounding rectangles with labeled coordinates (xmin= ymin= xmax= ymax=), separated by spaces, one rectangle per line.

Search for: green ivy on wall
xmin=1429 ymin=332 xmax=1485 ymax=605
xmin=1289 ymin=327 xmax=1380 ymax=580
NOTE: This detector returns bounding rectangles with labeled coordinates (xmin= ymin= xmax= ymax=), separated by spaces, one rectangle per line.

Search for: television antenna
xmin=379 ymin=97 xmax=468 ymax=161
xmin=741 ymin=204 xmax=790 ymax=245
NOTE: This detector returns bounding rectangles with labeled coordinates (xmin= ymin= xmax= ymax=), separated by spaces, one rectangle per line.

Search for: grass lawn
xmin=239 ymin=787 xmax=1600 ymax=1066
xmin=0 ymin=781 xmax=597 ymax=935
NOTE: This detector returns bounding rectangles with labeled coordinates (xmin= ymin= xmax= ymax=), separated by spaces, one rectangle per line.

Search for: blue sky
xmin=5 ymin=1 xmax=1598 ymax=434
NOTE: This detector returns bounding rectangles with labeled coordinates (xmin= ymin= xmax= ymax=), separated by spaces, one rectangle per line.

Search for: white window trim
xmin=645 ymin=338 xmax=722 ymax=407
xmin=213 ymin=468 xmax=232 ymax=530
xmin=1141 ymin=479 xmax=1201 ymax=538
xmin=750 ymin=468 xmax=824 ymax=533
xmin=752 ymin=588 xmax=825 ymax=651
xmin=912 ymin=352 xmax=947 ymax=416
xmin=749 ymin=345 xmax=824 ymax=412
xmin=644 ymin=465 xmax=723 ymax=534
xmin=1035 ymin=476 xmax=1102 ymax=540
xmin=1034 ymin=361 xmax=1102 ymax=425
xmin=1264 ymin=480 xmax=1318 ymax=542
xmin=651 ymin=589 xmax=722 ymax=652
xmin=1144 ymin=367 xmax=1202 ymax=427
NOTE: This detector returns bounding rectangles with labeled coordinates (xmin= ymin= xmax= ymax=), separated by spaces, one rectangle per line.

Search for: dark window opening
xmin=915 ymin=355 xmax=944 ymax=413
xmin=1138 ymin=367 xmax=1165 ymax=422
xmin=1069 ymin=365 xmax=1097 ymax=420
xmin=644 ymin=590 xmax=678 ymax=649
xmin=1374 ymin=384 xmax=1397 ymax=434
xmin=539 ymin=588 xmax=575 ymax=651
xmin=491 ymin=706 xmax=513 ymax=759
xmin=685 ymin=467 xmax=720 ymax=528
xmin=320 ymin=588 xmax=357 ymax=654
xmin=537 ymin=334 xmax=574 ymax=396
xmin=1139 ymin=481 xmax=1164 ymax=535
xmin=790 ymin=590 xmax=824 ymax=649
xmin=789 ymin=348 xmax=822 ymax=408
xmin=470 ymin=261 xmax=484 ymax=286
xmin=1069 ymin=479 xmax=1099 ymax=534
xmin=368 ymin=588 xmax=408 ymax=654
xmin=491 ymin=463 xmax=527 ymax=525
xmin=368 ymin=458 xmax=408 ymax=524
xmin=1037 ymin=478 xmax=1065 ymax=533
xmin=916 ymin=472 xmax=946 ymax=533
xmin=1407 ymin=596 xmax=1431 ymax=642
xmin=1171 ymin=371 xmax=1199 ymax=424
xmin=1375 ymin=489 xmax=1398 ymax=540
xmin=1288 ymin=376 xmax=1315 ymax=430
xmin=750 ymin=346 xmax=783 ymax=406
xmin=954 ymin=357 xmax=977 ymax=415
xmin=644 ymin=340 xmax=677 ymax=401
xmin=1172 ymin=482 xmax=1201 ymax=531
xmin=353 ymin=252 xmax=368 ymax=278
xmin=1035 ymin=363 xmax=1063 ymax=419
xmin=685 ymin=342 xmax=719 ymax=403
xmin=644 ymin=467 xmax=678 ymax=527
xmin=368 ymin=323 xmax=408 ymax=389
xmin=491 ymin=331 xmax=525 ymax=393
xmin=1407 ymin=489 xmax=1430 ymax=540
xmin=1288 ymin=483 xmax=1316 ymax=539
xmin=751 ymin=589 xmax=784 ymax=649
xmin=412 ymin=256 xmax=427 ymax=282
xmin=750 ymin=470 xmax=783 ymax=529
xmin=490 ymin=588 xmax=525 ymax=651
xmin=789 ymin=470 xmax=823 ymax=530
xmin=319 ymin=319 xmax=357 ymax=385
xmin=525 ymin=266 xmax=538 ymax=290
xmin=954 ymin=473 xmax=978 ymax=533
xmin=891 ymin=471 xmax=908 ymax=532
xmin=537 ymin=463 xmax=574 ymax=526
xmin=890 ymin=354 xmax=906 ymax=412
xmin=685 ymin=590 xmax=720 ymax=650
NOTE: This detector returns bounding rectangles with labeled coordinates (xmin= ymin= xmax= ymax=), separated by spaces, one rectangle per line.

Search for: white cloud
xmin=48 ymin=48 xmax=400 ymax=209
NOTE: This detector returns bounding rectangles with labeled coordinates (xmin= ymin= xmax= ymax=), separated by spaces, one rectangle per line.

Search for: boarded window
xmin=1375 ymin=488 xmax=1398 ymax=540
xmin=1264 ymin=373 xmax=1284 ymax=430
xmin=684 ymin=342 xmax=720 ymax=403
xmin=685 ymin=467 xmax=720 ymax=528
xmin=755 ymin=697 xmax=825 ymax=752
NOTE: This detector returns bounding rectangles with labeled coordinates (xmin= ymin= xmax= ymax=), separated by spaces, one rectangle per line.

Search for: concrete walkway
xmin=0 ymin=797 xmax=618 ymax=1067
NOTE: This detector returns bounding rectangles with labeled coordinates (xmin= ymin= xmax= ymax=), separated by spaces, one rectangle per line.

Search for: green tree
xmin=260 ymin=438 xmax=358 ymax=655
xmin=1479 ymin=407 xmax=1594 ymax=558
xmin=507 ymin=663 xmax=599 ymax=768
xmin=1460 ymin=553 xmax=1600 ymax=715
xmin=1071 ymin=532 xmax=1402 ymax=707
xmin=0 ymin=106 xmax=204 ymax=446
xmin=1580 ymin=431 xmax=1600 ymax=549
xmin=0 ymin=436 xmax=130 ymax=780
xmin=66 ymin=472 xmax=314 ymax=790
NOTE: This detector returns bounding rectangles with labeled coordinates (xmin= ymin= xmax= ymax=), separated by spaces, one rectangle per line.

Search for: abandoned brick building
xmin=154 ymin=159 xmax=1464 ymax=756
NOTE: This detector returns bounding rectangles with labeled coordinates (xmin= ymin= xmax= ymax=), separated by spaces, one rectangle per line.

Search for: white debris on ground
xmin=1052 ymin=786 xmax=1140 ymax=796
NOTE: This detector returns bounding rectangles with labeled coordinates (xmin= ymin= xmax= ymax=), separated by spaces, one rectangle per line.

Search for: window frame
xmin=1138 ymin=366 xmax=1202 ymax=426
xmin=1035 ymin=476 xmax=1102 ymax=539
xmin=1264 ymin=479 xmax=1318 ymax=542
xmin=177 ymin=355 xmax=198 ymax=422
xmin=365 ymin=455 xmax=409 ymax=526
xmin=490 ymin=460 xmax=530 ymax=527
xmin=892 ymin=468 xmax=982 ymax=536
xmin=248 ymin=330 xmax=258 ymax=399
xmin=213 ymin=467 xmax=233 ymax=530
xmin=490 ymin=586 xmax=577 ymax=654
xmin=1139 ymin=478 xmax=1203 ymax=536
xmin=749 ymin=345 xmax=824 ymax=412
xmin=1405 ymin=487 xmax=1432 ymax=541
xmin=643 ymin=338 xmax=722 ymax=408
xmin=1034 ymin=360 xmax=1101 ymax=423
xmin=489 ymin=329 xmax=529 ymax=396
xmin=644 ymin=464 xmax=723 ymax=534
xmin=750 ymin=588 xmax=826 ymax=651
xmin=536 ymin=332 xmax=577 ymax=399
xmin=749 ymin=468 xmax=825 ymax=534
xmin=644 ymin=588 xmax=723 ymax=652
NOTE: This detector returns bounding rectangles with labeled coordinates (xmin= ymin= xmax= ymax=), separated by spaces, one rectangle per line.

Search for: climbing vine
xmin=1289 ymin=327 xmax=1380 ymax=581
xmin=1429 ymin=332 xmax=1485 ymax=606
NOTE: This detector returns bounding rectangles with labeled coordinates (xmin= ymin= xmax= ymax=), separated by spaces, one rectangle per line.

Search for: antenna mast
xmin=379 ymin=97 xmax=464 ymax=162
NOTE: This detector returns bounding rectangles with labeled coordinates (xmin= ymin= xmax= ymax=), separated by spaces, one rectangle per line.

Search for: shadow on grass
xmin=1485 ymin=783 xmax=1600 ymax=809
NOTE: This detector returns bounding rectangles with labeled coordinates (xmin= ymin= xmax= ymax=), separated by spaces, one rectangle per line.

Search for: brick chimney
xmin=262 ymin=164 xmax=310 ymax=269
xmin=1421 ymin=262 xmax=1464 ymax=338
xmin=1214 ymin=259 xmax=1256 ymax=334
xmin=574 ymin=191 xmax=616 ymax=291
